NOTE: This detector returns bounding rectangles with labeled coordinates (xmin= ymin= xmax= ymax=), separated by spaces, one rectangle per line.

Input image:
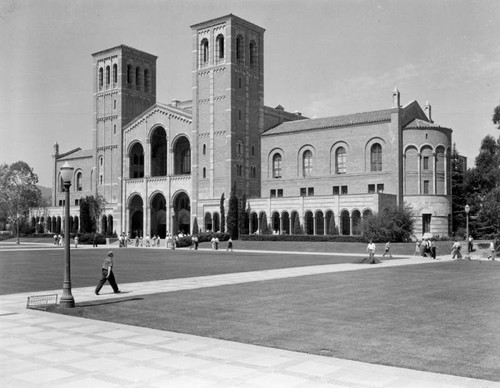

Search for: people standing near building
xmin=366 ymin=241 xmax=376 ymax=263
xmin=487 ymin=241 xmax=496 ymax=260
xmin=382 ymin=241 xmax=392 ymax=258
xmin=468 ymin=235 xmax=474 ymax=253
xmin=95 ymin=251 xmax=121 ymax=295
xmin=451 ymin=240 xmax=462 ymax=259
xmin=92 ymin=234 xmax=98 ymax=247
xmin=430 ymin=239 xmax=436 ymax=259
xmin=414 ymin=240 xmax=420 ymax=256
xmin=227 ymin=238 xmax=233 ymax=252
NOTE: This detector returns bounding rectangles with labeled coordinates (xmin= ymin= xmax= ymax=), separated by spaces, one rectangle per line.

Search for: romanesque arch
xmin=172 ymin=191 xmax=190 ymax=234
xmin=304 ymin=211 xmax=314 ymax=235
xmin=173 ymin=136 xmax=191 ymax=175
xmin=315 ymin=210 xmax=325 ymax=235
xmin=150 ymin=192 xmax=167 ymax=238
xmin=340 ymin=210 xmax=350 ymax=236
xmin=129 ymin=194 xmax=144 ymax=238
xmin=150 ymin=126 xmax=167 ymax=177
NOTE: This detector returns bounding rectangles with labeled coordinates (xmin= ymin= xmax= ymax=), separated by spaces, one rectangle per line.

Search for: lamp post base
xmin=59 ymin=296 xmax=75 ymax=308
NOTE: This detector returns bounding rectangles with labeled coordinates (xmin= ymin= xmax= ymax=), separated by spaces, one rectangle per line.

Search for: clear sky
xmin=1 ymin=0 xmax=499 ymax=187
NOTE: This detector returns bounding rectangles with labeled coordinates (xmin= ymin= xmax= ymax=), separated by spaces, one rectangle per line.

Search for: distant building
xmin=30 ymin=14 xmax=452 ymax=238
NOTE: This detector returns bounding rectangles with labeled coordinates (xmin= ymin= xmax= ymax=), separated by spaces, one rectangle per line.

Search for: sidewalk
xmin=1 ymin=254 xmax=499 ymax=387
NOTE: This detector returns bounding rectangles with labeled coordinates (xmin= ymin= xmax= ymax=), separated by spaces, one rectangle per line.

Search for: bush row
xmin=240 ymin=234 xmax=366 ymax=243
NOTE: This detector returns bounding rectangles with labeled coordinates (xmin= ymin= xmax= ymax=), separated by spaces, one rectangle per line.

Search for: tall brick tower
xmin=190 ymin=15 xmax=265 ymax=223
xmin=92 ymin=46 xmax=157 ymax=230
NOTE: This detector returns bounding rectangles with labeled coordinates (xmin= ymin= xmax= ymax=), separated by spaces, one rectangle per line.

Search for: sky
xmin=1 ymin=0 xmax=500 ymax=187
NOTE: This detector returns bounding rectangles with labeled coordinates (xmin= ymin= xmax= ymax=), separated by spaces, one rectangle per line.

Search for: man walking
xmin=95 ymin=251 xmax=121 ymax=295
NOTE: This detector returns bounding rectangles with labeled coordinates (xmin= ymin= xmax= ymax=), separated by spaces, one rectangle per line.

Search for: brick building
xmin=31 ymin=14 xmax=453 ymax=238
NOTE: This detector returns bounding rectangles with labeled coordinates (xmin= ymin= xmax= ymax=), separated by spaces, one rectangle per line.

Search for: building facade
xmin=31 ymin=14 xmax=453 ymax=238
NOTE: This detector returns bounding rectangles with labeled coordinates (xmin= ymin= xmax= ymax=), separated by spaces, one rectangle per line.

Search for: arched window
xmin=127 ymin=64 xmax=132 ymax=84
xmin=129 ymin=143 xmax=145 ymax=178
xmin=106 ymin=66 xmax=110 ymax=85
xmin=99 ymin=67 xmax=103 ymax=87
xmin=144 ymin=69 xmax=149 ymax=92
xmin=303 ymin=150 xmax=313 ymax=177
xmin=216 ymin=34 xmax=224 ymax=61
xmin=113 ymin=64 xmax=117 ymax=83
xmin=150 ymin=127 xmax=167 ymax=177
xmin=203 ymin=144 xmax=206 ymax=155
xmin=76 ymin=172 xmax=83 ymax=191
xmin=203 ymin=167 xmax=206 ymax=178
xmin=336 ymin=147 xmax=346 ymax=174
xmin=99 ymin=174 xmax=103 ymax=185
xmin=201 ymin=38 xmax=209 ymax=65
xmin=371 ymin=143 xmax=382 ymax=172
xmin=249 ymin=40 xmax=257 ymax=68
xmin=135 ymin=67 xmax=141 ymax=89
xmin=273 ymin=153 xmax=282 ymax=178
xmin=236 ymin=35 xmax=244 ymax=64
xmin=174 ymin=137 xmax=191 ymax=175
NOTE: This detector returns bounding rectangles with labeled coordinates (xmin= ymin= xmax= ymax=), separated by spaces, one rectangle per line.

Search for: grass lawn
xmin=54 ymin=259 xmax=500 ymax=382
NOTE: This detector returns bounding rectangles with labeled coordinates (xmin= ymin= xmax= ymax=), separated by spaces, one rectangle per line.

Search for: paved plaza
xmin=1 ymin=243 xmax=499 ymax=387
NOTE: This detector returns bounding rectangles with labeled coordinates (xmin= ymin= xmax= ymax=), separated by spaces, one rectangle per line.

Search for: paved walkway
xmin=1 ymin=250 xmax=499 ymax=387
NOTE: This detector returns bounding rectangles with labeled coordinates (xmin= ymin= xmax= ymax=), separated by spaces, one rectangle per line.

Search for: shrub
xmin=77 ymin=233 xmax=106 ymax=245
xmin=358 ymin=204 xmax=414 ymax=242
xmin=240 ymin=234 xmax=365 ymax=243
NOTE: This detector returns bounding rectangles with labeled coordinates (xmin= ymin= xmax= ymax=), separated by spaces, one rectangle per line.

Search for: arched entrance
xmin=341 ymin=210 xmax=350 ymax=236
xmin=151 ymin=127 xmax=167 ymax=176
xmin=172 ymin=192 xmax=190 ymax=235
xmin=150 ymin=192 xmax=167 ymax=238
xmin=129 ymin=195 xmax=144 ymax=238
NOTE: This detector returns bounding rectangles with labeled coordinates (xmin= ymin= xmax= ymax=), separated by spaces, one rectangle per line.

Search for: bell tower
xmin=190 ymin=15 xmax=265 ymax=223
xmin=92 ymin=45 xmax=157 ymax=229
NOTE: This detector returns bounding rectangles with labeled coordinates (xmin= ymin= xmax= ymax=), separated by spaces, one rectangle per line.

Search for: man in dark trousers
xmin=95 ymin=251 xmax=121 ymax=295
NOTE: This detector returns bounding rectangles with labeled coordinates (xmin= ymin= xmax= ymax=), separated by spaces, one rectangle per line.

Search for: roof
xmin=404 ymin=118 xmax=450 ymax=130
xmin=58 ymin=148 xmax=93 ymax=160
xmin=262 ymin=108 xmax=397 ymax=136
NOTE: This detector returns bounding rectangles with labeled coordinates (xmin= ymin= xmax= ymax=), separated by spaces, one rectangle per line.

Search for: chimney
xmin=425 ymin=100 xmax=433 ymax=123
xmin=171 ymin=99 xmax=180 ymax=107
xmin=392 ymin=87 xmax=400 ymax=108
xmin=53 ymin=142 xmax=59 ymax=156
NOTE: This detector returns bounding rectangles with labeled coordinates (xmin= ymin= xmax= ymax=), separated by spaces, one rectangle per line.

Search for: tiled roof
xmin=405 ymin=119 xmax=444 ymax=129
xmin=58 ymin=148 xmax=93 ymax=160
xmin=262 ymin=108 xmax=397 ymax=136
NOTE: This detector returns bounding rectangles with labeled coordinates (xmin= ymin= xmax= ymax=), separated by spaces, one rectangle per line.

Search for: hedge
xmin=240 ymin=234 xmax=366 ymax=243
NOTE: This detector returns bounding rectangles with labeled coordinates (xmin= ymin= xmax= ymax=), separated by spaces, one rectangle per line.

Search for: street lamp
xmin=465 ymin=204 xmax=470 ymax=260
xmin=16 ymin=213 xmax=20 ymax=245
xmin=60 ymin=162 xmax=75 ymax=308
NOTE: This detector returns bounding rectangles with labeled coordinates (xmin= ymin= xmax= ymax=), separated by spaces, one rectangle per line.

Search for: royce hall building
xmin=32 ymin=14 xmax=453 ymax=238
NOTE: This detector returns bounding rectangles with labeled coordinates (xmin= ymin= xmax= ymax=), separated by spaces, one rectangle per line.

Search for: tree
xmin=451 ymin=143 xmax=467 ymax=234
xmin=226 ymin=186 xmax=239 ymax=239
xmin=292 ymin=214 xmax=302 ymax=234
xmin=79 ymin=195 xmax=106 ymax=233
xmin=493 ymin=104 xmax=500 ymax=129
xmin=192 ymin=217 xmax=199 ymax=235
xmin=464 ymin=134 xmax=500 ymax=237
xmin=359 ymin=204 xmax=414 ymax=242
xmin=238 ymin=194 xmax=249 ymax=235
xmin=0 ymin=161 xmax=43 ymax=233
xmin=260 ymin=212 xmax=269 ymax=234
xmin=220 ymin=193 xmax=225 ymax=233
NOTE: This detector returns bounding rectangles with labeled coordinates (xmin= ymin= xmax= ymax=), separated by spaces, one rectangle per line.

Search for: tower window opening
xmin=201 ymin=38 xmax=209 ymax=66
xmin=99 ymin=67 xmax=103 ymax=87
xmin=236 ymin=35 xmax=244 ymax=64
xmin=216 ymin=34 xmax=224 ymax=62
xmin=144 ymin=69 xmax=149 ymax=92
xmin=113 ymin=64 xmax=117 ymax=84
xmin=127 ymin=64 xmax=132 ymax=84
xmin=136 ymin=67 xmax=141 ymax=89
xmin=249 ymin=40 xmax=257 ymax=68
xmin=106 ymin=66 xmax=110 ymax=85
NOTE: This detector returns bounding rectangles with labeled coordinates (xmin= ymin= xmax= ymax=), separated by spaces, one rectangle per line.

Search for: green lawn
xmin=54 ymin=259 xmax=500 ymax=382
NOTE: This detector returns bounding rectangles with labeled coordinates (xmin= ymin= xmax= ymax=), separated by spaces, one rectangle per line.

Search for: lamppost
xmin=465 ymin=204 xmax=470 ymax=260
xmin=16 ymin=213 xmax=20 ymax=245
xmin=60 ymin=162 xmax=75 ymax=308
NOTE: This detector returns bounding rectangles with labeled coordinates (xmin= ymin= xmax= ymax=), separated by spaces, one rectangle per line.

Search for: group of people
xmin=414 ymin=238 xmax=437 ymax=259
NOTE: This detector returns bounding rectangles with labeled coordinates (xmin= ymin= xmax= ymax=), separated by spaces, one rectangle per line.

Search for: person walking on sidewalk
xmin=95 ymin=251 xmax=121 ymax=295
xmin=382 ymin=241 xmax=392 ymax=258
xmin=366 ymin=241 xmax=376 ymax=264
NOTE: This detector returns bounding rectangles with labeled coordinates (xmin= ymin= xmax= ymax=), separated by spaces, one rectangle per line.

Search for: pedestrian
xmin=95 ymin=251 xmax=121 ymax=295
xmin=214 ymin=236 xmax=219 ymax=250
xmin=92 ymin=234 xmax=98 ymax=247
xmin=414 ymin=240 xmax=420 ymax=256
xmin=382 ymin=241 xmax=392 ymax=258
xmin=451 ymin=240 xmax=462 ymax=259
xmin=468 ymin=235 xmax=474 ymax=252
xmin=74 ymin=235 xmax=79 ymax=249
xmin=366 ymin=240 xmax=376 ymax=264
xmin=430 ymin=239 xmax=436 ymax=259
xmin=487 ymin=241 xmax=496 ymax=260
xmin=211 ymin=236 xmax=215 ymax=250
xmin=227 ymin=237 xmax=233 ymax=252
xmin=135 ymin=235 xmax=139 ymax=247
